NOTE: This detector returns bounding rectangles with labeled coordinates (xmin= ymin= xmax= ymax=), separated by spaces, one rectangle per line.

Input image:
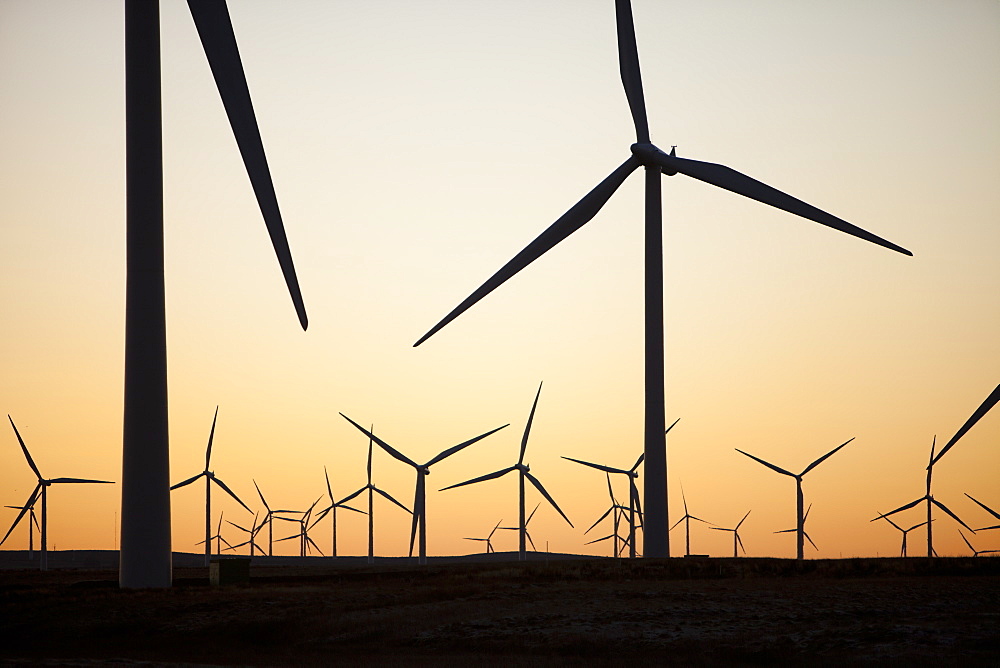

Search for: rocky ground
xmin=1 ymin=554 xmax=998 ymax=665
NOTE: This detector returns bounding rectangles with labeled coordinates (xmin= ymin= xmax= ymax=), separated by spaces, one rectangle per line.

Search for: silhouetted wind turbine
xmin=277 ymin=498 xmax=323 ymax=557
xmin=875 ymin=514 xmax=928 ymax=558
xmin=340 ymin=414 xmax=508 ymax=565
xmin=226 ymin=512 xmax=264 ymax=556
xmin=965 ymin=494 xmax=1000 ymax=531
xmin=311 ymin=466 xmax=365 ymax=558
xmin=194 ymin=512 xmax=232 ymax=557
xmin=958 ymin=530 xmax=1000 ymax=557
xmin=711 ymin=510 xmax=752 ymax=558
xmin=253 ymin=480 xmax=299 ymax=556
xmin=339 ymin=429 xmax=411 ymax=564
xmin=412 ymin=0 xmax=911 ymax=559
xmin=4 ymin=495 xmax=40 ymax=560
xmin=119 ymin=1 xmax=308 ymax=588
xmin=464 ymin=519 xmax=503 ymax=555
xmin=564 ymin=451 xmax=645 ymax=558
xmin=583 ymin=473 xmax=632 ymax=558
xmin=440 ymin=383 xmax=573 ymax=561
xmin=736 ymin=437 xmax=854 ymax=560
xmin=170 ymin=407 xmax=252 ymax=566
xmin=500 ymin=504 xmax=542 ymax=553
xmin=775 ymin=503 xmax=818 ymax=553
xmin=669 ymin=486 xmax=713 ymax=557
xmin=2 ymin=416 xmax=114 ymax=570
xmin=872 ymin=383 xmax=999 ymax=557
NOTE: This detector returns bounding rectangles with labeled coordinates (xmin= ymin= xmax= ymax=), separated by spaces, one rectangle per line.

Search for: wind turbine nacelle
xmin=422 ymin=467 xmax=431 ymax=476
xmin=630 ymin=142 xmax=678 ymax=175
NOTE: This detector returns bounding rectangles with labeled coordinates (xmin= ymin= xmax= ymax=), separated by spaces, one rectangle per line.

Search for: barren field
xmin=1 ymin=552 xmax=998 ymax=666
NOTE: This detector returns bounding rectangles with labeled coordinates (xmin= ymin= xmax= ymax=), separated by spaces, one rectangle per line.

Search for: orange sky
xmin=1 ymin=1 xmax=998 ymax=560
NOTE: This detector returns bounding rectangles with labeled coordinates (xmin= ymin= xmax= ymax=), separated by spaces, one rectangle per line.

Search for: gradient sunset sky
xmin=1 ymin=0 xmax=997 ymax=560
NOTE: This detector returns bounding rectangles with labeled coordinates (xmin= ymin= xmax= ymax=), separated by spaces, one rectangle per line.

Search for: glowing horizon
xmin=1 ymin=1 xmax=998 ymax=561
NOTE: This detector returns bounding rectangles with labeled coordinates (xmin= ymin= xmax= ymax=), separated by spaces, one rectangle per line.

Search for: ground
xmin=1 ymin=552 xmax=998 ymax=665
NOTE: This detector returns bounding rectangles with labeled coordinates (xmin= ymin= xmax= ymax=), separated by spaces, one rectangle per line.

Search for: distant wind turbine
xmin=311 ymin=466 xmax=365 ymax=558
xmin=583 ymin=473 xmax=633 ymax=558
xmin=499 ymin=504 xmax=542 ymax=553
xmin=775 ymin=504 xmax=818 ymax=553
xmin=226 ymin=512 xmax=265 ymax=556
xmin=965 ymin=494 xmax=1000 ymax=531
xmin=711 ymin=510 xmax=752 ymax=558
xmin=4 ymin=496 xmax=40 ymax=561
xmin=118 ymin=0 xmax=309 ymax=589
xmin=1 ymin=416 xmax=114 ymax=570
xmin=194 ymin=511 xmax=233 ymax=557
xmin=440 ymin=383 xmax=573 ymax=561
xmin=736 ymin=437 xmax=854 ymax=560
xmin=464 ymin=519 xmax=503 ymax=555
xmin=277 ymin=498 xmax=323 ymax=557
xmin=872 ymin=383 xmax=999 ymax=557
xmin=170 ymin=407 xmax=252 ymax=566
xmin=958 ymin=530 xmax=1000 ymax=558
xmin=412 ymin=0 xmax=911 ymax=559
xmin=339 ymin=429 xmax=412 ymax=564
xmin=875 ymin=514 xmax=929 ymax=558
xmin=669 ymin=486 xmax=713 ymax=557
xmin=253 ymin=480 xmax=299 ymax=556
xmin=564 ymin=453 xmax=644 ymax=558
xmin=340 ymin=414 xmax=508 ymax=565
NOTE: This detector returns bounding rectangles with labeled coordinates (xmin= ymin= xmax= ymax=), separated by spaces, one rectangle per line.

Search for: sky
xmin=1 ymin=0 xmax=998 ymax=561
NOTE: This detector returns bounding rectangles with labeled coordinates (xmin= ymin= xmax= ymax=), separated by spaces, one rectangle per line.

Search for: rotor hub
xmin=630 ymin=142 xmax=678 ymax=176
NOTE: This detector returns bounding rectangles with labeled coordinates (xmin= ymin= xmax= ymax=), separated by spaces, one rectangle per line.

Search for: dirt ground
xmin=1 ymin=555 xmax=998 ymax=666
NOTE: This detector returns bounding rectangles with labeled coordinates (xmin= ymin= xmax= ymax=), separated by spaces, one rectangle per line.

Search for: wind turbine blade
xmin=735 ymin=449 xmax=795 ymax=477
xmin=49 ymin=478 xmax=114 ymax=484
xmin=605 ymin=472 xmax=615 ymax=502
xmin=630 ymin=453 xmax=644 ymax=473
xmin=803 ymin=504 xmax=813 ymax=523
xmin=736 ymin=510 xmax=752 ymax=530
xmin=736 ymin=533 xmax=746 ymax=554
xmin=664 ymin=417 xmax=681 ymax=436
xmin=340 ymin=413 xmax=418 ymax=468
xmin=311 ymin=506 xmax=332 ymax=525
xmin=524 ymin=531 xmax=536 ymax=551
xmin=524 ymin=472 xmax=573 ymax=528
xmin=669 ymin=517 xmax=685 ymax=531
xmin=205 ymin=406 xmax=219 ymax=470
xmin=932 ymin=498 xmax=975 ymax=532
xmin=562 ymin=456 xmax=627 ymax=475
xmin=8 ymin=416 xmax=42 ymax=480
xmin=801 ymin=437 xmax=855 ymax=476
xmin=907 ymin=520 xmax=930 ymax=532
xmin=253 ymin=479 xmax=270 ymax=512
xmin=306 ymin=535 xmax=324 ymax=556
xmin=338 ymin=487 xmax=366 ymax=506
xmin=488 ymin=519 xmax=503 ymax=539
xmin=0 ymin=484 xmax=41 ymax=546
xmin=439 ymin=466 xmax=516 ymax=491
xmin=933 ymin=383 xmax=1000 ymax=466
xmin=338 ymin=504 xmax=365 ymax=515
xmin=877 ymin=512 xmax=904 ymax=532
xmin=526 ymin=502 xmax=541 ymax=526
xmin=585 ymin=534 xmax=613 ymax=545
xmin=408 ymin=486 xmax=421 ymax=558
xmin=226 ymin=520 xmax=250 ymax=533
xmin=614 ymin=0 xmax=649 ymax=143
xmin=586 ymin=507 xmax=614 ymax=535
xmin=958 ymin=530 xmax=975 ymax=553
xmin=709 ymin=527 xmax=730 ymax=532
xmin=170 ymin=472 xmax=206 ymax=490
xmin=774 ymin=528 xmax=795 ymax=534
xmin=977 ymin=524 xmax=1000 ymax=532
xmin=690 ymin=516 xmax=713 ymax=525
xmin=519 ymin=382 xmax=543 ymax=466
xmin=187 ymin=0 xmax=307 ymax=329
xmin=630 ymin=482 xmax=643 ymax=520
xmin=681 ymin=485 xmax=689 ymax=515
xmin=965 ymin=494 xmax=1000 ymax=521
xmin=414 ymin=157 xmax=642 ymax=346
xmin=373 ymin=487 xmax=411 ymax=513
xmin=323 ymin=466 xmax=334 ymax=502
xmin=426 ymin=424 xmax=510 ymax=467
xmin=367 ymin=434 xmax=373 ymax=484
xmin=274 ymin=533 xmax=301 ymax=543
xmin=870 ymin=497 xmax=925 ymax=521
xmin=804 ymin=533 xmax=818 ymax=550
xmin=211 ymin=476 xmax=252 ymax=513
xmin=220 ymin=536 xmax=234 ymax=550
xmin=652 ymin=152 xmax=912 ymax=256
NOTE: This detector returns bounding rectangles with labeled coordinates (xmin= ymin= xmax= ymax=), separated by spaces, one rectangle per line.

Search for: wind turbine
xmin=564 ymin=453 xmax=643 ymax=557
xmin=310 ymin=466 xmax=365 ymax=558
xmin=463 ymin=519 xmax=503 ymax=556
xmin=119 ymin=0 xmax=308 ymax=588
xmin=872 ymin=383 xmax=999 ymax=557
xmin=276 ymin=498 xmax=323 ymax=557
xmin=340 ymin=414 xmax=508 ymax=565
xmin=339 ymin=429 xmax=412 ymax=564
xmin=875 ymin=514 xmax=929 ymax=558
xmin=669 ymin=486 xmax=713 ymax=557
xmin=253 ymin=480 xmax=299 ymax=556
xmin=440 ymin=383 xmax=573 ymax=561
xmin=4 ymin=495 xmax=40 ymax=560
xmin=499 ymin=504 xmax=542 ymax=553
xmin=226 ymin=512 xmax=264 ymax=556
xmin=170 ymin=407 xmax=252 ymax=566
xmin=583 ymin=473 xmax=633 ymax=558
xmin=412 ymin=0 xmax=911 ymax=559
xmin=958 ymin=530 xmax=1000 ymax=558
xmin=775 ymin=504 xmax=818 ymax=553
xmin=711 ymin=510 xmax=751 ymax=558
xmin=965 ymin=494 xmax=1000 ymax=531
xmin=194 ymin=511 xmax=233 ymax=557
xmin=2 ymin=416 xmax=114 ymax=570
xmin=736 ymin=437 xmax=854 ymax=560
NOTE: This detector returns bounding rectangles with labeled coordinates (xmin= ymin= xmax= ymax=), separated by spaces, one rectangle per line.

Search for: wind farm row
xmin=5 ymin=381 xmax=997 ymax=568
